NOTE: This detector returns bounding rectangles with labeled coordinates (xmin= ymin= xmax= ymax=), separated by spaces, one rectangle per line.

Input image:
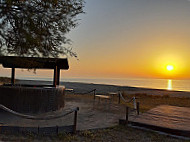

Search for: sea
xmin=17 ymin=77 xmax=190 ymax=92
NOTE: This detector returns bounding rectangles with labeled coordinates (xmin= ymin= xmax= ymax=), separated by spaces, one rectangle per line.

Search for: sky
xmin=1 ymin=0 xmax=190 ymax=80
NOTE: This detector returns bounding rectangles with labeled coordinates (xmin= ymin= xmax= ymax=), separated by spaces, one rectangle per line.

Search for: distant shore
xmin=15 ymin=79 xmax=190 ymax=98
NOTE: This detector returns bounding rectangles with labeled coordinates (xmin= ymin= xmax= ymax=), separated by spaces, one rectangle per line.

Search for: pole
xmin=137 ymin=102 xmax=140 ymax=115
xmin=73 ymin=107 xmax=79 ymax=134
xmin=56 ymin=68 xmax=60 ymax=86
xmin=11 ymin=68 xmax=15 ymax=85
xmin=126 ymin=106 xmax=128 ymax=125
xmin=56 ymin=125 xmax=58 ymax=135
xmin=94 ymin=89 xmax=96 ymax=100
xmin=133 ymin=97 xmax=137 ymax=109
xmin=53 ymin=66 xmax=57 ymax=87
xmin=38 ymin=125 xmax=39 ymax=134
xmin=118 ymin=92 xmax=121 ymax=104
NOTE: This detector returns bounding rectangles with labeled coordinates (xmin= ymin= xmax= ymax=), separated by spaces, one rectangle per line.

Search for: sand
xmin=16 ymin=80 xmax=190 ymax=98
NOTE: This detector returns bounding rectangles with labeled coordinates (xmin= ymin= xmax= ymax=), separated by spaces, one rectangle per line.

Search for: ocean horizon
xmin=16 ymin=76 xmax=190 ymax=92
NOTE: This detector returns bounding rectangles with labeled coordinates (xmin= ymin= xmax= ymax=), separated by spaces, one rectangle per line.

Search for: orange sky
xmin=1 ymin=0 xmax=190 ymax=80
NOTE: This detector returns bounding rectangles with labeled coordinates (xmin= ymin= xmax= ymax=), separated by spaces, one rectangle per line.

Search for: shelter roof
xmin=0 ymin=56 xmax=69 ymax=69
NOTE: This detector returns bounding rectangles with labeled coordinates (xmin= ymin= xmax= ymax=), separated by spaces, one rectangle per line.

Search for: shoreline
xmin=16 ymin=79 xmax=190 ymax=98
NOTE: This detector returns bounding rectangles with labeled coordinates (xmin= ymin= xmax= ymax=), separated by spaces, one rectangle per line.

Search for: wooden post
xmin=126 ymin=106 xmax=128 ymax=125
xmin=11 ymin=68 xmax=15 ymax=85
xmin=73 ymin=107 xmax=79 ymax=134
xmin=56 ymin=125 xmax=58 ymax=135
xmin=93 ymin=89 xmax=96 ymax=100
xmin=53 ymin=66 xmax=57 ymax=87
xmin=137 ymin=102 xmax=140 ymax=115
xmin=38 ymin=125 xmax=39 ymax=134
xmin=56 ymin=68 xmax=60 ymax=86
xmin=118 ymin=92 xmax=121 ymax=104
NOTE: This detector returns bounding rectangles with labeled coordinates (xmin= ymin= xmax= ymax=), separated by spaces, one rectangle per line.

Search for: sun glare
xmin=167 ymin=65 xmax=174 ymax=71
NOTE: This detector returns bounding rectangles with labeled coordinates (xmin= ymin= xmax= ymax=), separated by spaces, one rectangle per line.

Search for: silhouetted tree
xmin=0 ymin=0 xmax=84 ymax=57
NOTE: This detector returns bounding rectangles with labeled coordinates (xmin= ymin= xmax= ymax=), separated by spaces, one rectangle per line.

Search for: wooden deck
xmin=128 ymin=105 xmax=190 ymax=137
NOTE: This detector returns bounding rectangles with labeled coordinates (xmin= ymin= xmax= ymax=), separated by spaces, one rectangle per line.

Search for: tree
xmin=0 ymin=0 xmax=84 ymax=58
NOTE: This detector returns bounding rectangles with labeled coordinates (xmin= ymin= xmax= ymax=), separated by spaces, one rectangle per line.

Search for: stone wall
xmin=0 ymin=86 xmax=65 ymax=114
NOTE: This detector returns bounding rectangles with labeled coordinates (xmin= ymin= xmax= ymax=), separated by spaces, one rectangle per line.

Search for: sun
xmin=166 ymin=65 xmax=174 ymax=71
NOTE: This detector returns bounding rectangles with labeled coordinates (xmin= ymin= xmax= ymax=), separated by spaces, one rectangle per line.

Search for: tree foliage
xmin=0 ymin=0 xmax=84 ymax=57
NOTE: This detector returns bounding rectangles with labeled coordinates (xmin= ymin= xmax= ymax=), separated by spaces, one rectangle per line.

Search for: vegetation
xmin=122 ymin=93 xmax=190 ymax=113
xmin=68 ymin=93 xmax=190 ymax=113
xmin=0 ymin=0 xmax=84 ymax=57
xmin=0 ymin=77 xmax=11 ymax=84
xmin=0 ymin=126 xmax=188 ymax=142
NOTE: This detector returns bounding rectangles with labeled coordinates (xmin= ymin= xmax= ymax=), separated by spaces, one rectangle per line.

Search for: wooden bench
xmin=65 ymin=88 xmax=74 ymax=92
xmin=95 ymin=95 xmax=111 ymax=103
xmin=108 ymin=92 xmax=118 ymax=98
xmin=108 ymin=92 xmax=118 ymax=96
xmin=65 ymin=88 xmax=74 ymax=94
xmin=108 ymin=92 xmax=119 ymax=102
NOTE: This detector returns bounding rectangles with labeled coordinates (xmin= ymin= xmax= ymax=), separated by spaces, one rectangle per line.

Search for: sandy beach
xmin=16 ymin=80 xmax=190 ymax=98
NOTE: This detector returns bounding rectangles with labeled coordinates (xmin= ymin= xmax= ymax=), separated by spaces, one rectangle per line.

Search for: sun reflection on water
xmin=167 ymin=79 xmax=172 ymax=90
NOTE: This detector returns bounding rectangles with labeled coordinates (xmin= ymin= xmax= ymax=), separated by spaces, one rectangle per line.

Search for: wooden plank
xmin=133 ymin=105 xmax=190 ymax=131
xmin=126 ymin=105 xmax=190 ymax=138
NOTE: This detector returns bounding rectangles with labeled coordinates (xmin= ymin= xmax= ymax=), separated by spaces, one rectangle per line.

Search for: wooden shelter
xmin=0 ymin=56 xmax=69 ymax=113
xmin=0 ymin=56 xmax=69 ymax=87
